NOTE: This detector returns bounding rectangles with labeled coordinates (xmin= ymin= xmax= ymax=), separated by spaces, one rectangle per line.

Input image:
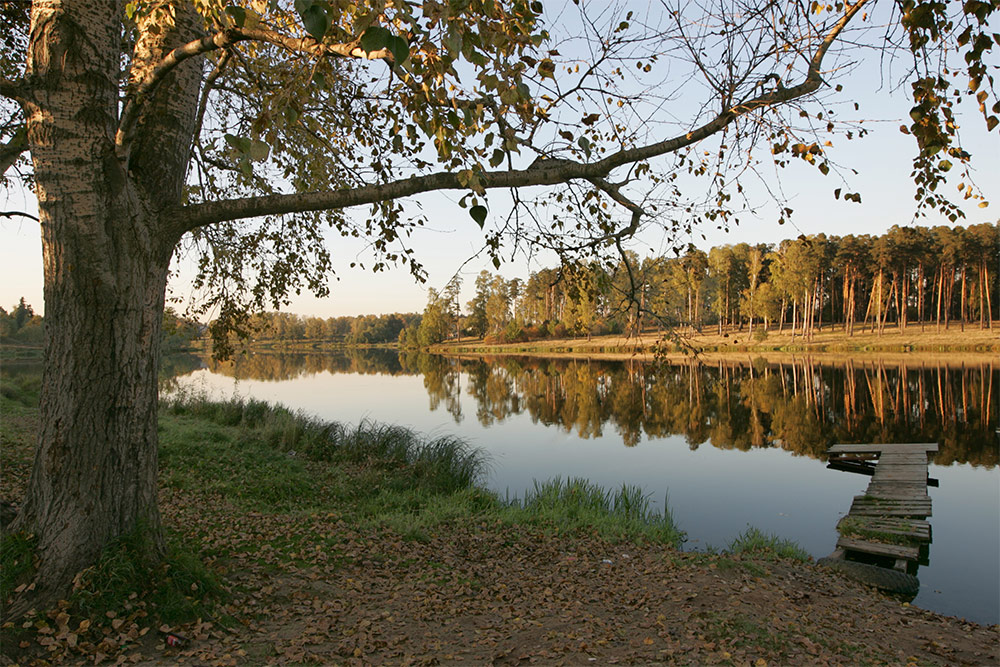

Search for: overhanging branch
xmin=116 ymin=26 xmax=392 ymax=158
xmin=0 ymin=77 xmax=27 ymax=102
xmin=172 ymin=0 xmax=868 ymax=236
xmin=0 ymin=125 xmax=28 ymax=174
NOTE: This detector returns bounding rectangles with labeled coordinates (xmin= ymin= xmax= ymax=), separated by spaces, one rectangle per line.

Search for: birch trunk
xmin=8 ymin=0 xmax=202 ymax=615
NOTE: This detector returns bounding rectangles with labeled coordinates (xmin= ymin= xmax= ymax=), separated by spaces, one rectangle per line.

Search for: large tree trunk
xmin=7 ymin=0 xmax=202 ymax=616
xmin=11 ymin=213 xmax=172 ymax=611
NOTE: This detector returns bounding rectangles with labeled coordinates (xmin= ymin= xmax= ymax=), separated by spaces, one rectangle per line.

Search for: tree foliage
xmin=1 ymin=0 xmax=998 ymax=614
xmin=453 ymin=222 xmax=998 ymax=339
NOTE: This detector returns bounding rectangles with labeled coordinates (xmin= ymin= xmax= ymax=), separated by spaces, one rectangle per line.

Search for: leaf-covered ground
xmin=1 ymin=393 xmax=998 ymax=666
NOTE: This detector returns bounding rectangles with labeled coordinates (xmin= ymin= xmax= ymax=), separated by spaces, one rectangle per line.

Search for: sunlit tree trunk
xmin=960 ymin=265 xmax=967 ymax=332
xmin=8 ymin=0 xmax=202 ymax=615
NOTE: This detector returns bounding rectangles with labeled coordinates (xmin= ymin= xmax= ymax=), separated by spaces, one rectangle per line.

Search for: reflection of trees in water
xmin=194 ymin=349 xmax=997 ymax=467
xmin=442 ymin=356 xmax=998 ymax=467
xmin=158 ymin=353 xmax=206 ymax=394
xmin=204 ymin=348 xmax=405 ymax=381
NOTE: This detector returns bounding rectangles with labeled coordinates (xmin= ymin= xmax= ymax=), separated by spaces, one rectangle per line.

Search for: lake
xmin=166 ymin=349 xmax=1000 ymax=626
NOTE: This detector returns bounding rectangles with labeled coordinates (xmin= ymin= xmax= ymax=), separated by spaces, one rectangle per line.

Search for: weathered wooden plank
xmin=877 ymin=455 xmax=929 ymax=463
xmin=869 ymin=482 xmax=927 ymax=490
xmin=869 ymin=478 xmax=929 ymax=488
xmin=877 ymin=458 xmax=931 ymax=466
xmin=849 ymin=506 xmax=931 ymax=517
xmin=854 ymin=490 xmax=930 ymax=504
xmin=828 ymin=443 xmax=938 ymax=454
xmin=837 ymin=537 xmax=920 ymax=560
xmin=866 ymin=492 xmax=930 ymax=501
xmin=837 ymin=516 xmax=931 ymax=541
xmin=877 ymin=459 xmax=930 ymax=468
xmin=851 ymin=500 xmax=931 ymax=509
xmin=850 ymin=497 xmax=932 ymax=513
xmin=872 ymin=478 xmax=928 ymax=485
xmin=873 ymin=464 xmax=929 ymax=472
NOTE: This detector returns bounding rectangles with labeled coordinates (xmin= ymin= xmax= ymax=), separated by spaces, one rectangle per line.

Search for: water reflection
xmin=195 ymin=350 xmax=998 ymax=468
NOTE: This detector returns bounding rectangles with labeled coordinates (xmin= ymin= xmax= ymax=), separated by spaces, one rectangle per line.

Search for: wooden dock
xmin=826 ymin=443 xmax=937 ymax=574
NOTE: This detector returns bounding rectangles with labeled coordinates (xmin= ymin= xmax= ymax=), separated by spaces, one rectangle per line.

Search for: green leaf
xmin=225 ymin=5 xmax=247 ymax=27
xmin=938 ymin=159 xmax=952 ymax=172
xmin=387 ymin=35 xmax=410 ymax=64
xmin=470 ymin=205 xmax=488 ymax=228
xmin=249 ymin=139 xmax=270 ymax=162
xmin=361 ymin=26 xmax=392 ymax=54
xmin=298 ymin=3 xmax=329 ymax=40
xmin=577 ymin=136 xmax=591 ymax=158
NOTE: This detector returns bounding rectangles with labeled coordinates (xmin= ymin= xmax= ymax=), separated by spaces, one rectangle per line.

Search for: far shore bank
xmin=427 ymin=322 xmax=1000 ymax=361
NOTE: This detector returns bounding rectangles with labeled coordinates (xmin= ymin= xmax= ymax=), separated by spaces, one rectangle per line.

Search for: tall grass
xmin=726 ymin=526 xmax=809 ymax=562
xmin=501 ymin=478 xmax=686 ymax=547
xmin=161 ymin=393 xmax=485 ymax=495
xmin=161 ymin=394 xmax=685 ymax=546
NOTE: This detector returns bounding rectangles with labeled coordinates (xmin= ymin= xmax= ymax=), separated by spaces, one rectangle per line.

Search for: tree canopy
xmin=0 ymin=0 xmax=997 ymax=614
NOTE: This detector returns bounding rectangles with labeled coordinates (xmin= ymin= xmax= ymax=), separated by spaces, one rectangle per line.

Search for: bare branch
xmin=190 ymin=51 xmax=231 ymax=162
xmin=116 ymin=26 xmax=392 ymax=157
xmin=173 ymin=0 xmax=869 ymax=237
xmin=0 ymin=124 xmax=28 ymax=175
xmin=0 ymin=210 xmax=38 ymax=222
xmin=0 ymin=77 xmax=27 ymax=102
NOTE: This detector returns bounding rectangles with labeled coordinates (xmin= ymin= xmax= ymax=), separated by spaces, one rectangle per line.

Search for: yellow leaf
xmin=756 ymin=660 xmax=768 ymax=667
xmin=643 ymin=637 xmax=654 ymax=645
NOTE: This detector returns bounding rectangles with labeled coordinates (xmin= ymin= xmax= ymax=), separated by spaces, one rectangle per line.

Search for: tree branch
xmin=0 ymin=210 xmax=39 ymax=222
xmin=0 ymin=125 xmax=28 ymax=175
xmin=173 ymin=0 xmax=868 ymax=236
xmin=0 ymin=77 xmax=27 ymax=102
xmin=116 ymin=26 xmax=392 ymax=157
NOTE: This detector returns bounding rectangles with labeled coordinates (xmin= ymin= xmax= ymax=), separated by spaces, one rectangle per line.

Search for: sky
xmin=2 ymin=5 xmax=998 ymax=320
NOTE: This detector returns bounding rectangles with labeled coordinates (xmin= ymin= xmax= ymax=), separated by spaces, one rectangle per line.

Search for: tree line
xmin=0 ymin=298 xmax=43 ymax=345
xmin=243 ymin=311 xmax=421 ymax=346
xmin=0 ymin=299 xmax=203 ymax=350
xmin=411 ymin=222 xmax=999 ymax=345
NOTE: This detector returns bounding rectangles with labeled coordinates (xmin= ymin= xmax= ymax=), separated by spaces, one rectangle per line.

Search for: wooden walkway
xmin=826 ymin=443 xmax=937 ymax=572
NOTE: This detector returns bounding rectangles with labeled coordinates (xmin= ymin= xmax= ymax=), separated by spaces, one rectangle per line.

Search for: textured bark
xmin=7 ymin=0 xmax=201 ymax=616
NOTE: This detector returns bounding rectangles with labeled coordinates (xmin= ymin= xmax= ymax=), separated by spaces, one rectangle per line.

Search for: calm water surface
xmin=166 ymin=350 xmax=999 ymax=625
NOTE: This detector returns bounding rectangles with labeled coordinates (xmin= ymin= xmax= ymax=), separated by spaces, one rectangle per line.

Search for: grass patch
xmin=70 ymin=527 xmax=222 ymax=625
xmin=0 ymin=532 xmax=37 ymax=603
xmin=700 ymin=610 xmax=790 ymax=653
xmin=499 ymin=478 xmax=686 ymax=547
xmin=836 ymin=517 xmax=921 ymax=547
xmin=159 ymin=412 xmax=320 ymax=512
xmin=726 ymin=526 xmax=810 ymax=562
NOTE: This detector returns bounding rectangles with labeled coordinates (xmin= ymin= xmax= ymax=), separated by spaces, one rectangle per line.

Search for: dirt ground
xmin=43 ymin=489 xmax=994 ymax=666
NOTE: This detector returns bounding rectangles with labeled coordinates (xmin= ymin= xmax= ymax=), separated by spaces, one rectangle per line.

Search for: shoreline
xmin=428 ymin=322 xmax=1000 ymax=359
xmin=2 ymin=386 xmax=998 ymax=664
